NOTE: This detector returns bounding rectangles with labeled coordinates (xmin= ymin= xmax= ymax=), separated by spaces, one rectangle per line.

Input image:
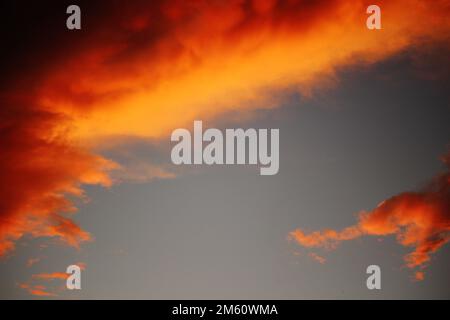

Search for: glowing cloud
xmin=289 ymin=152 xmax=450 ymax=279
xmin=1 ymin=0 xmax=450 ymax=257
xmin=38 ymin=0 xmax=450 ymax=141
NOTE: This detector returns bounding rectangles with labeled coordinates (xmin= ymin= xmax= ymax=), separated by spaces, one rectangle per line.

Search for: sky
xmin=0 ymin=0 xmax=449 ymax=299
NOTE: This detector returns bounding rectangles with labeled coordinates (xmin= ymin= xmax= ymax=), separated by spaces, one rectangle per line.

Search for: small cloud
xmin=22 ymin=262 xmax=86 ymax=297
xmin=18 ymin=283 xmax=55 ymax=297
xmin=414 ymin=271 xmax=425 ymax=281
xmin=32 ymin=272 xmax=68 ymax=280
xmin=309 ymin=252 xmax=326 ymax=264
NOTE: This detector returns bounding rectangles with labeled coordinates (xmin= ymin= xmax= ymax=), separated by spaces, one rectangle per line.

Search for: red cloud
xmin=0 ymin=96 xmax=116 ymax=256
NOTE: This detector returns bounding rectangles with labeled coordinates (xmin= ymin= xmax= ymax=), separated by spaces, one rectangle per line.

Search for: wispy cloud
xmin=19 ymin=263 xmax=87 ymax=297
xmin=309 ymin=252 xmax=326 ymax=264
xmin=18 ymin=283 xmax=55 ymax=297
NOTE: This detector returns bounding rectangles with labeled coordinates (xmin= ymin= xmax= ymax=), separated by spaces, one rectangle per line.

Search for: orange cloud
xmin=18 ymin=283 xmax=55 ymax=297
xmin=32 ymin=262 xmax=86 ymax=281
xmin=32 ymin=272 xmax=69 ymax=281
xmin=37 ymin=0 xmax=450 ymax=141
xmin=289 ymin=152 xmax=450 ymax=280
xmin=20 ymin=263 xmax=86 ymax=297
xmin=2 ymin=0 xmax=450 ymax=257
xmin=415 ymin=271 xmax=425 ymax=281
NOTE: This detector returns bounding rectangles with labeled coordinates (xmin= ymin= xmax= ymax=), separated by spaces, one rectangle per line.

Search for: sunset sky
xmin=0 ymin=0 xmax=449 ymax=299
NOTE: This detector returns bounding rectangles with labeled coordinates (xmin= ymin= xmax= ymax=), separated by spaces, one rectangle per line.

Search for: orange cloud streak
xmin=18 ymin=283 xmax=55 ymax=297
xmin=32 ymin=272 xmax=69 ymax=281
xmin=20 ymin=263 xmax=86 ymax=297
xmin=1 ymin=0 xmax=450 ymax=257
xmin=289 ymin=152 xmax=450 ymax=279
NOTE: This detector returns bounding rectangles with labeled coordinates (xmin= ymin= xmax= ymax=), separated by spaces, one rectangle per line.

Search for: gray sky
xmin=1 ymin=49 xmax=449 ymax=299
